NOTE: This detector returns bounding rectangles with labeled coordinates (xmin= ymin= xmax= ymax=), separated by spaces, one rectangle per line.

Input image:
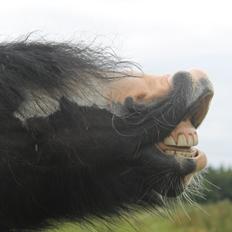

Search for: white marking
xmin=14 ymin=77 xmax=110 ymax=121
xmin=14 ymin=91 xmax=60 ymax=121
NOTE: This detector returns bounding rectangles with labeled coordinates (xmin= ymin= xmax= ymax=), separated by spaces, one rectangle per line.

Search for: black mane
xmin=0 ymin=41 xmax=136 ymax=113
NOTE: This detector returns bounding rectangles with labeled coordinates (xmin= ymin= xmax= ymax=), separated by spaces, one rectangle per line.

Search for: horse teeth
xmin=165 ymin=150 xmax=175 ymax=155
xmin=164 ymin=136 xmax=176 ymax=146
xmin=163 ymin=133 xmax=198 ymax=147
xmin=176 ymin=151 xmax=192 ymax=158
xmin=188 ymin=136 xmax=194 ymax=147
xmin=193 ymin=134 xmax=198 ymax=145
xmin=177 ymin=134 xmax=188 ymax=147
xmin=163 ymin=148 xmax=197 ymax=158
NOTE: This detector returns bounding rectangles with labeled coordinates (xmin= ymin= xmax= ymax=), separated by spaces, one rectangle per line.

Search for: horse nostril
xmin=135 ymin=92 xmax=147 ymax=101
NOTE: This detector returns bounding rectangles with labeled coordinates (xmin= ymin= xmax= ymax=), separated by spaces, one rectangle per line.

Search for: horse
xmin=0 ymin=40 xmax=214 ymax=231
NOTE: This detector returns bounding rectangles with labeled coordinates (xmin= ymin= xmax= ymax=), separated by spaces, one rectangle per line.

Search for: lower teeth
xmin=165 ymin=150 xmax=195 ymax=158
xmin=165 ymin=150 xmax=175 ymax=155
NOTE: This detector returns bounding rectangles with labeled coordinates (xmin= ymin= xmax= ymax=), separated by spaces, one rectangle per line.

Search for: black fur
xmin=0 ymin=41 xmax=210 ymax=231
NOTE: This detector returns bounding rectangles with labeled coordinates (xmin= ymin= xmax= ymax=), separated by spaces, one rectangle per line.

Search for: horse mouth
xmin=157 ymin=143 xmax=199 ymax=159
xmin=157 ymin=90 xmax=214 ymax=173
xmin=158 ymin=127 xmax=199 ymax=156
xmin=156 ymin=114 xmax=208 ymax=177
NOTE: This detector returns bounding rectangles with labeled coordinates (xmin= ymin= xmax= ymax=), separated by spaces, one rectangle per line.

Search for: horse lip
xmin=156 ymin=143 xmax=207 ymax=173
xmin=193 ymin=149 xmax=207 ymax=172
xmin=190 ymin=92 xmax=214 ymax=128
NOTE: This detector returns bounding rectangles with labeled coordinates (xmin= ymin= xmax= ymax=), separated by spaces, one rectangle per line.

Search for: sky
xmin=0 ymin=0 xmax=231 ymax=167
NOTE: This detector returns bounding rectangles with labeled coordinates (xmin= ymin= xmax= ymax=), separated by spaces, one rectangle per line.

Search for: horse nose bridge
xmin=108 ymin=69 xmax=214 ymax=107
xmin=133 ymin=74 xmax=172 ymax=102
xmin=108 ymin=74 xmax=172 ymax=104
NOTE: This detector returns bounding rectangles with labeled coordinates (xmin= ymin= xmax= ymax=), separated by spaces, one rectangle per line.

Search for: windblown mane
xmin=0 ymin=40 xmax=136 ymax=117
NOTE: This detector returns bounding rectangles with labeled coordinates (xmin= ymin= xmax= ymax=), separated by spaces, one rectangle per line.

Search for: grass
xmin=46 ymin=201 xmax=232 ymax=232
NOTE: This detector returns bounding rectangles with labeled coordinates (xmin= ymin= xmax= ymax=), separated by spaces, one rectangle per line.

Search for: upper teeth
xmin=164 ymin=134 xmax=198 ymax=147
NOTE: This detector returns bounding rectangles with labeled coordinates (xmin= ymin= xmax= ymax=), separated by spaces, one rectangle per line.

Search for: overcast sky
xmin=0 ymin=0 xmax=231 ymax=167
